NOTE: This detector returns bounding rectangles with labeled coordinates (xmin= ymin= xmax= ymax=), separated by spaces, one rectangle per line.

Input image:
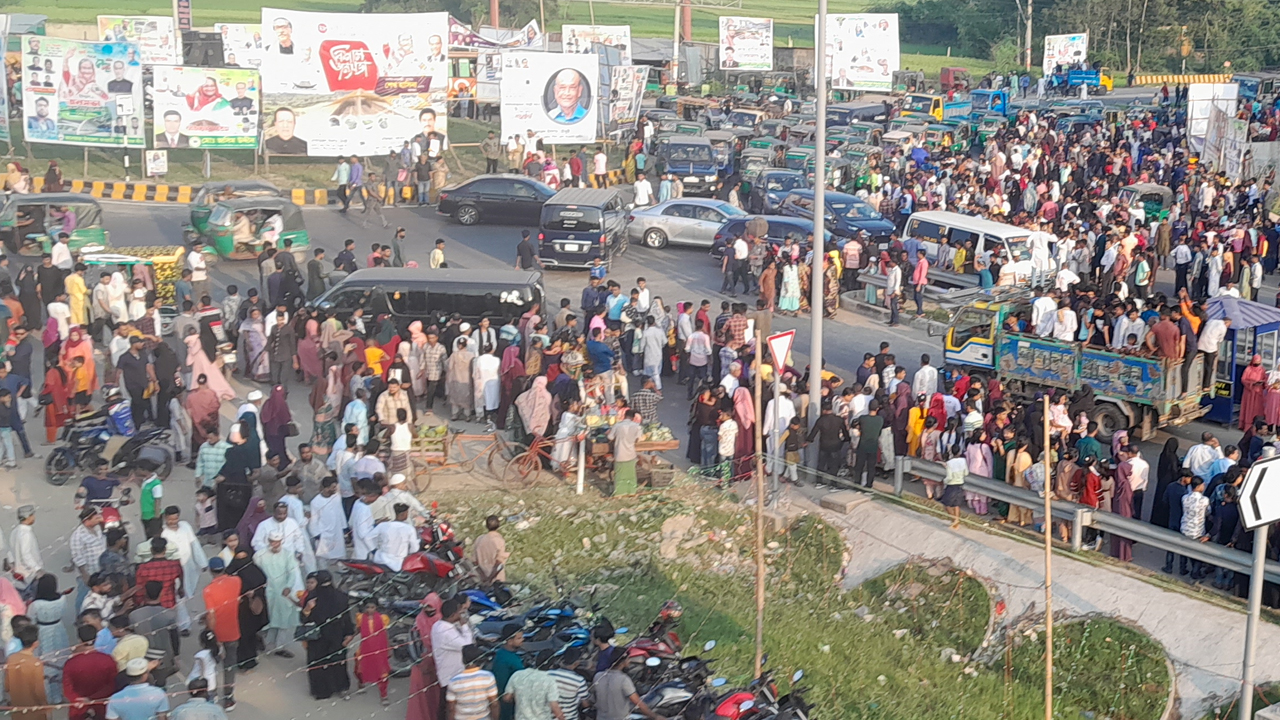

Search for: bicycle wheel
xmin=501 ymin=450 xmax=540 ymax=488
xmin=486 ymin=435 xmax=518 ymax=478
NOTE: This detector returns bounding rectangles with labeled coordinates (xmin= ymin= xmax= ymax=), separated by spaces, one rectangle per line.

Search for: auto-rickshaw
xmin=0 ymin=193 xmax=110 ymax=256
xmin=843 ymin=145 xmax=883 ymax=190
xmin=889 ymin=113 xmax=934 ymax=131
xmin=843 ymin=121 xmax=884 ymax=146
xmin=740 ymin=149 xmax=774 ymax=182
xmin=674 ymin=122 xmax=705 ymax=136
xmin=187 ymin=180 xmax=283 ymax=245
xmin=704 ymin=130 xmax=744 ymax=175
xmin=196 ymin=196 xmax=310 ymax=262
xmin=784 ymin=146 xmax=816 ymax=172
xmin=881 ymin=129 xmax=918 ymax=151
xmin=1119 ymin=183 xmax=1174 ymax=223
xmin=974 ymin=114 xmax=1008 ymax=143
xmin=759 ymin=118 xmax=793 ymax=139
xmin=748 ymin=136 xmax=787 ymax=153
xmin=923 ymin=124 xmax=965 ymax=153
xmin=806 ymin=156 xmax=853 ymax=190
xmin=786 ymin=123 xmax=817 ymax=148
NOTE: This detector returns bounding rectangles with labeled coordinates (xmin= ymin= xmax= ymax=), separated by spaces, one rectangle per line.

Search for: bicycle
xmin=410 ymin=429 xmax=517 ymax=489
xmin=501 ymin=435 xmax=561 ymax=488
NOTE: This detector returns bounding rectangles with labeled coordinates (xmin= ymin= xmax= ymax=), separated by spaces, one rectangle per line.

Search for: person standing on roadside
xmin=515 ymin=230 xmax=544 ymax=271
xmin=593 ymin=147 xmax=608 ymax=188
xmin=202 ymin=556 xmax=240 ymax=711
xmin=331 ymin=157 xmax=351 ymax=213
xmin=414 ymin=154 xmax=432 ymax=207
xmin=482 ymin=131 xmax=502 ymax=174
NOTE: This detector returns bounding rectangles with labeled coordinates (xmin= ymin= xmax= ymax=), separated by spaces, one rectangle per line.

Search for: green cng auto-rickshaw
xmin=187 ymin=180 xmax=283 ymax=242
xmin=196 ymin=196 xmax=310 ymax=262
xmin=0 ymin=193 xmax=109 ymax=255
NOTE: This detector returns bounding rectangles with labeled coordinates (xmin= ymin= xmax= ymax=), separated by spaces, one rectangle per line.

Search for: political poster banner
xmin=562 ymin=25 xmax=631 ymax=64
xmin=151 ymin=66 xmax=260 ymax=149
xmin=605 ymin=65 xmax=647 ymax=136
xmin=20 ymin=36 xmax=145 ymax=147
xmin=449 ymin=17 xmax=544 ymax=50
xmin=0 ymin=17 xmax=9 ymax=144
xmin=258 ymin=8 xmax=449 ymax=157
xmin=719 ymin=17 xmax=773 ymax=71
xmin=97 ymin=16 xmax=180 ymax=66
xmin=215 ymin=23 xmax=266 ymax=69
xmin=145 ymin=150 xmax=168 ymax=176
xmin=1188 ymin=82 xmax=1238 ymax=151
xmin=819 ymin=13 xmax=899 ymax=92
xmin=500 ymin=51 xmax=599 ymax=144
xmin=1042 ymin=33 xmax=1088 ymax=74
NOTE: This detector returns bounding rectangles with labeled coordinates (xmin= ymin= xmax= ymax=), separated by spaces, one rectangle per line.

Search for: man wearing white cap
xmin=236 ymin=390 xmax=268 ymax=464
xmin=107 ymin=657 xmax=169 ymax=719
xmin=8 ymin=506 xmax=41 ymax=585
xmin=450 ymin=322 xmax=473 ymax=354
xmin=382 ymin=474 xmax=429 ymax=525
xmin=253 ymin=530 xmax=302 ymax=658
xmin=252 ymin=501 xmax=315 ymax=574
xmin=372 ymin=503 xmax=418 ymax=572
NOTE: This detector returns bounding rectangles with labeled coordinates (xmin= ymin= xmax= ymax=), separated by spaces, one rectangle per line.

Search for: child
xmin=715 ymin=408 xmax=738 ymax=485
xmin=590 ymin=257 xmax=607 ymax=281
xmin=354 ymin=599 xmax=392 ymax=705
xmin=194 ymin=487 xmax=218 ymax=541
xmin=779 ymin=416 xmax=804 ymax=486
xmin=0 ymin=390 xmax=19 ymax=469
xmin=187 ymin=629 xmax=220 ymax=694
xmin=941 ymin=448 xmax=968 ymax=528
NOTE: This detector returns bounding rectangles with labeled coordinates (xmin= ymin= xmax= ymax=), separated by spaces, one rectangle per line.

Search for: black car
xmin=437 ymin=174 xmax=555 ymax=226
xmin=747 ymin=169 xmax=807 ymax=214
xmin=710 ymin=215 xmax=837 ymax=259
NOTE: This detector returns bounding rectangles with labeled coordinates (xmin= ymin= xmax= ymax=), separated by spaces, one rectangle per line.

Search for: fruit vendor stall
xmin=82 ymin=247 xmax=185 ymax=334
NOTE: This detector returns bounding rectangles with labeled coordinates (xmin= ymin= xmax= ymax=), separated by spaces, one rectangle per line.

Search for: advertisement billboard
xmin=819 ymin=13 xmax=899 ymax=92
xmin=449 ymin=17 xmax=544 ymax=50
xmin=214 ymin=23 xmax=266 ymax=69
xmin=606 ymin=65 xmax=647 ymax=137
xmin=500 ymin=51 xmax=599 ymax=144
xmin=258 ymin=8 xmax=449 ymax=157
xmin=20 ymin=36 xmax=145 ymax=147
xmin=151 ymin=66 xmax=260 ymax=149
xmin=562 ymin=25 xmax=631 ymax=64
xmin=97 ymin=16 xmax=180 ymax=66
xmin=1188 ymin=82 xmax=1239 ymax=150
xmin=719 ymin=17 xmax=773 ymax=71
xmin=1042 ymin=32 xmax=1088 ymax=74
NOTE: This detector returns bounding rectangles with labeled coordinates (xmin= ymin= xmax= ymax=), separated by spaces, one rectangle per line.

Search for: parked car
xmin=746 ymin=169 xmax=807 ymax=214
xmin=710 ymin=215 xmax=835 ymax=259
xmin=537 ymin=188 xmax=629 ymax=270
xmin=437 ymin=175 xmax=555 ymax=226
xmin=776 ymin=189 xmax=895 ymax=242
xmin=626 ymin=198 xmax=746 ymax=249
xmin=651 ymin=136 xmax=721 ymax=197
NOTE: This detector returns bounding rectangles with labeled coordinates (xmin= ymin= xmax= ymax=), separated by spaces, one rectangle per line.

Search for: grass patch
xmin=434 ymin=481 xmax=1170 ymax=719
xmin=1200 ymin=683 xmax=1278 ymax=719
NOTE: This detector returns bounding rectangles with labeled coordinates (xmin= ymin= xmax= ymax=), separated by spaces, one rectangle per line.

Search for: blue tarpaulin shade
xmin=1205 ymin=297 xmax=1280 ymax=328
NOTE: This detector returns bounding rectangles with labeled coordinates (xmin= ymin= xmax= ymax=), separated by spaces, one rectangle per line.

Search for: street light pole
xmin=809 ymin=0 xmax=827 ymax=431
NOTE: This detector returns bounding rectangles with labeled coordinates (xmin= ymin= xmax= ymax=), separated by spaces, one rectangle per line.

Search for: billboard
xmin=20 ymin=36 xmax=145 ymax=147
xmin=562 ymin=25 xmax=631 ymax=64
xmin=1042 ymin=32 xmax=1088 ymax=74
xmin=1188 ymin=82 xmax=1239 ymax=151
xmin=214 ymin=23 xmax=265 ymax=69
xmin=449 ymin=17 xmax=544 ymax=50
xmin=820 ymin=13 xmax=899 ymax=92
xmin=97 ymin=16 xmax=180 ymax=66
xmin=605 ymin=65 xmax=647 ymax=137
xmin=500 ymin=51 xmax=599 ymax=144
xmin=151 ymin=66 xmax=260 ymax=149
xmin=258 ymin=8 xmax=449 ymax=157
xmin=719 ymin=17 xmax=773 ymax=71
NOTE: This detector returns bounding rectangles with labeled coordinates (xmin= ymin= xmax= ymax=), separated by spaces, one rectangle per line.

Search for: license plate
xmin=684 ymin=175 xmax=699 ymax=183
xmin=562 ymin=243 xmax=583 ymax=252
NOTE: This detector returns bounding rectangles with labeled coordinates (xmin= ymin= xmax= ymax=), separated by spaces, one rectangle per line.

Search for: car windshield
xmin=711 ymin=144 xmax=731 ymax=164
xmin=669 ymin=145 xmax=714 ymax=163
xmin=765 ymin=174 xmax=805 ymax=193
xmin=1003 ymin=235 xmax=1032 ymax=262
xmin=906 ymin=95 xmax=934 ymax=113
xmin=828 ymin=199 xmax=881 ymax=220
xmin=971 ymin=94 xmax=992 ymax=112
xmin=542 ymin=206 xmax=603 ymax=232
xmin=727 ymin=111 xmax=757 ymax=127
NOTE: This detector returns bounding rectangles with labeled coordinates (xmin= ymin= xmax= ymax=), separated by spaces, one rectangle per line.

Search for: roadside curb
xmin=840 ymin=290 xmax=949 ymax=334
xmin=29 ymin=176 xmax=334 ymax=206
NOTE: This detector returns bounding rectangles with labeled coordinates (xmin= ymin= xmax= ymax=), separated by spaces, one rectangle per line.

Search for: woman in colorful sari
xmin=731 ymin=386 xmax=755 ymax=482
xmin=310 ymin=362 xmax=343 ymax=454
xmin=758 ymin=255 xmax=778 ymax=312
xmin=296 ymin=315 xmax=324 ymax=384
xmin=778 ymin=259 xmax=800 ymax=316
xmin=823 ymin=252 xmax=841 ymax=318
xmin=59 ymin=325 xmax=97 ymax=395
xmin=41 ymin=361 xmax=73 ymax=443
xmin=796 ymin=258 xmax=812 ymax=313
xmin=496 ymin=345 xmax=526 ymax=430
xmin=239 ymin=307 xmax=271 ymax=382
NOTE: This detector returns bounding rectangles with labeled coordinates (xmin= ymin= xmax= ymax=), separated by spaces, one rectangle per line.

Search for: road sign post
xmin=1236 ymin=455 xmax=1280 ymax=720
xmin=766 ymin=330 xmax=796 ymax=502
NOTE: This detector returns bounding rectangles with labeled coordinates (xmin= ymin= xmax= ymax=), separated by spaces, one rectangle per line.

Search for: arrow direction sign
xmin=1240 ymin=455 xmax=1280 ymax=530
xmin=766 ymin=329 xmax=796 ymax=371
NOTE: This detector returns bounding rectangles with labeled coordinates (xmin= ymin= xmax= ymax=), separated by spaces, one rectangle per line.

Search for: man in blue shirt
xmin=107 ymin=657 xmax=170 ymax=720
xmin=587 ymin=328 xmax=617 ymax=402
xmin=580 ymin=276 xmax=607 ymax=317
xmin=79 ymin=458 xmax=121 ymax=504
xmin=604 ymin=283 xmax=627 ymax=327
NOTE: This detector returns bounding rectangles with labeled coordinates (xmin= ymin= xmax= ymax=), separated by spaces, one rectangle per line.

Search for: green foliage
xmin=990 ymin=37 xmax=1022 ymax=74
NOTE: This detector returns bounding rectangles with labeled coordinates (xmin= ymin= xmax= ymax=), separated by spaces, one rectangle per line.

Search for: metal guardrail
xmin=895 ymin=456 xmax=1280 ymax=585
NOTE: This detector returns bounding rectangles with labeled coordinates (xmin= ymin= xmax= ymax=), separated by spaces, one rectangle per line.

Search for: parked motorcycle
xmin=625 ymin=640 xmax=719 ymax=718
xmin=46 ymin=415 xmax=174 ymax=486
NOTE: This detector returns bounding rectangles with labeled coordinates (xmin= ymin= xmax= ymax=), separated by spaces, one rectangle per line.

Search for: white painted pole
xmin=1239 ymin=523 xmax=1270 ymax=720
xmin=577 ymin=436 xmax=586 ymax=495
xmin=809 ymin=0 xmax=827 ymax=439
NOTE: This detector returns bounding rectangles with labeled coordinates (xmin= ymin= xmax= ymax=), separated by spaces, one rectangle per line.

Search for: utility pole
xmin=491 ymin=0 xmax=501 ymax=28
xmin=670 ymin=0 xmax=681 ymax=90
xmin=809 ymin=0 xmax=827 ymax=435
xmin=752 ymin=329 xmax=766 ymax=678
xmin=1024 ymin=0 xmax=1034 ymax=69
xmin=1041 ymin=396 xmax=1054 ymax=720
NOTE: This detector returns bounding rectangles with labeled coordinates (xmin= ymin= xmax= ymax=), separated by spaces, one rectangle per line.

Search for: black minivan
xmin=537 ymin=188 xmax=629 ymax=270
xmin=309 ymin=268 xmax=544 ymax=331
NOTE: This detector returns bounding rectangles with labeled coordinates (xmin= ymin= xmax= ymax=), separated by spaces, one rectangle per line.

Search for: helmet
xmin=658 ymin=600 xmax=683 ymax=621
xmin=103 ymin=386 xmax=123 ymax=403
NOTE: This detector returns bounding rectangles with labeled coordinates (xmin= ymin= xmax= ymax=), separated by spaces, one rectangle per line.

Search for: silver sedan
xmin=626 ymin=198 xmax=746 ymax=250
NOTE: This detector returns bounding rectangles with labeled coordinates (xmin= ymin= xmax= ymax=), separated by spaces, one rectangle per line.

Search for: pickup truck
xmin=939 ymin=291 xmax=1210 ymax=439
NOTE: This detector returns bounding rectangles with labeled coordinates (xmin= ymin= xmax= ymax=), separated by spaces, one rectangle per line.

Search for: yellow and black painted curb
xmin=1132 ymin=73 xmax=1233 ymax=86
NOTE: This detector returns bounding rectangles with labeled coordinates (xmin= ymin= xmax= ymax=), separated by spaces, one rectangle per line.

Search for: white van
xmin=903 ymin=211 xmax=1034 ymax=288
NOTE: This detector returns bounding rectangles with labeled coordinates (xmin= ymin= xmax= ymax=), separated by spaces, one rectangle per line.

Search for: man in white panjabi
xmin=254 ymin=531 xmax=302 ymax=657
xmin=372 ymin=503 xmax=419 ymax=572
xmin=160 ymin=506 xmax=208 ymax=632
xmin=8 ymin=506 xmax=41 ymax=584
xmin=280 ymin=477 xmax=317 ymax=573
xmin=382 ymin=474 xmax=429 ymax=525
xmin=308 ymin=477 xmax=347 ymax=571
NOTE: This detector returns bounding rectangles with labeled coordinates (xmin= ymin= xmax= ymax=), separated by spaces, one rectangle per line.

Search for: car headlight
xmin=706 ymin=175 xmax=718 ymax=182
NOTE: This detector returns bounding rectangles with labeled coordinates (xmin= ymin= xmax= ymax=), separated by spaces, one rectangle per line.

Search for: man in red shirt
xmin=62 ymin=624 xmax=117 ymax=720
xmin=203 ymin=556 xmax=242 ymax=710
xmin=133 ymin=537 xmax=184 ymax=614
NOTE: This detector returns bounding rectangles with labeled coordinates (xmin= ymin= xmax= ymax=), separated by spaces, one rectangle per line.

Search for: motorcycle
xmin=337 ymin=550 xmax=462 ymax=601
xmin=625 ymin=640 xmax=719 ymax=718
xmin=767 ymin=670 xmax=810 ymax=720
xmin=46 ymin=406 xmax=174 ymax=486
xmin=626 ymin=600 xmax=685 ymax=664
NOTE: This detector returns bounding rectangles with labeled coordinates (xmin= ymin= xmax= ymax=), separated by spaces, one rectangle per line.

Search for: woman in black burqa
xmin=1149 ymin=437 xmax=1181 ymax=529
xmin=227 ymin=549 xmax=269 ymax=669
xmin=216 ymin=422 xmax=260 ymax=531
xmin=301 ymin=570 xmax=354 ymax=700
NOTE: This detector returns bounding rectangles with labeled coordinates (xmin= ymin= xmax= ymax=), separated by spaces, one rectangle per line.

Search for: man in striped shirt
xmin=547 ymin=649 xmax=590 ymax=720
xmin=447 ymin=645 xmax=499 ymax=720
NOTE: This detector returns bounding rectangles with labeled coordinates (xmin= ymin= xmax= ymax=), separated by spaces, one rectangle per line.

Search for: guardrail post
xmin=894 ymin=456 xmax=907 ymax=497
xmin=1071 ymin=508 xmax=1086 ymax=552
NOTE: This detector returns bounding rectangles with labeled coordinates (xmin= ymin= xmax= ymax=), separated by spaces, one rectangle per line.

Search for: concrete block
xmin=1257 ymin=704 xmax=1280 ymax=720
xmin=819 ymin=490 xmax=871 ymax=514
xmin=763 ymin=507 xmax=806 ymax=533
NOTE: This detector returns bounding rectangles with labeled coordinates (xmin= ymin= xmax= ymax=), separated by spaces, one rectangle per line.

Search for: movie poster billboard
xmin=819 ymin=13 xmax=899 ymax=92
xmin=97 ymin=16 xmax=180 ymax=66
xmin=719 ymin=17 xmax=772 ymax=71
xmin=500 ymin=51 xmax=598 ymax=144
xmin=258 ymin=8 xmax=449 ymax=157
xmin=151 ymin=66 xmax=260 ymax=149
xmin=214 ymin=23 xmax=266 ymax=69
xmin=1042 ymin=33 xmax=1088 ymax=74
xmin=449 ymin=17 xmax=544 ymax=50
xmin=605 ymin=65 xmax=646 ymax=136
xmin=562 ymin=25 xmax=631 ymax=64
xmin=20 ymin=36 xmax=145 ymax=147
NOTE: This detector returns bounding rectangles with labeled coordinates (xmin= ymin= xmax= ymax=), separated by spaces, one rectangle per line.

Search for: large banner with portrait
xmin=719 ymin=17 xmax=772 ymax=71
xmin=20 ymin=36 xmax=145 ymax=147
xmin=819 ymin=13 xmax=899 ymax=92
xmin=214 ymin=23 xmax=265 ymax=69
xmin=97 ymin=16 xmax=180 ymax=66
xmin=562 ymin=25 xmax=631 ymax=64
xmin=151 ymin=66 xmax=260 ymax=149
xmin=605 ymin=65 xmax=646 ymax=137
xmin=258 ymin=8 xmax=449 ymax=157
xmin=500 ymin=51 xmax=598 ymax=144
xmin=1042 ymin=33 xmax=1088 ymax=74
xmin=449 ymin=17 xmax=544 ymax=50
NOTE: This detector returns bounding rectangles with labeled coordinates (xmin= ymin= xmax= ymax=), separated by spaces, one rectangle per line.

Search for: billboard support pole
xmin=203 ymin=149 xmax=211 ymax=179
xmin=809 ymin=0 xmax=826 ymax=439
xmin=83 ymin=148 xmax=89 ymax=178
xmin=671 ymin=0 xmax=681 ymax=87
xmin=1025 ymin=0 xmax=1033 ymax=70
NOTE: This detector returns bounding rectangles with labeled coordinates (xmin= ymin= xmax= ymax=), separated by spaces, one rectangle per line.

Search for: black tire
xmin=387 ymin=616 xmax=418 ymax=678
xmin=456 ymin=204 xmax=480 ymax=226
xmin=1091 ymin=404 xmax=1126 ymax=443
xmin=45 ymin=448 xmax=76 ymax=486
xmin=642 ymin=228 xmax=669 ymax=249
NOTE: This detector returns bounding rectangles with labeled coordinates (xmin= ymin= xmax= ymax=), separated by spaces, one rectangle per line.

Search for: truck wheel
xmin=1091 ymin=404 xmax=1127 ymax=443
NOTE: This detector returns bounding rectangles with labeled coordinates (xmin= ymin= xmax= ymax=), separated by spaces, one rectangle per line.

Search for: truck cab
xmin=903 ymin=93 xmax=944 ymax=121
xmin=969 ymin=88 xmax=1011 ymax=117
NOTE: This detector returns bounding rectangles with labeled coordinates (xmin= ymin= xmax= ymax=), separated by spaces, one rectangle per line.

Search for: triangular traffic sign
xmin=766 ymin=329 xmax=796 ymax=370
xmin=1240 ymin=455 xmax=1280 ymax=530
